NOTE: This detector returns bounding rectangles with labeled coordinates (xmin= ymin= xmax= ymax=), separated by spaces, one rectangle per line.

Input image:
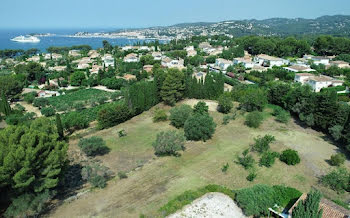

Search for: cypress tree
xmin=56 ymin=113 xmax=64 ymax=139
xmin=292 ymin=190 xmax=323 ymax=218
xmin=1 ymin=93 xmax=11 ymax=116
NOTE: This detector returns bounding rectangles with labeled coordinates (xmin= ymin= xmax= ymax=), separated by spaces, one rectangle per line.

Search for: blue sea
xmin=0 ymin=28 xmax=160 ymax=52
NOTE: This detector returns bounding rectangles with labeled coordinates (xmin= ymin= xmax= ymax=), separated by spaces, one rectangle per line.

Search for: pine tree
xmin=56 ymin=113 xmax=64 ymax=139
xmin=160 ymin=69 xmax=185 ymax=106
xmin=292 ymin=190 xmax=323 ymax=218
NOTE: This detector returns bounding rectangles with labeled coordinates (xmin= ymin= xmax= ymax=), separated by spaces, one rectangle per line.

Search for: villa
xmin=330 ymin=61 xmax=350 ymax=69
xmin=254 ymin=54 xmax=288 ymax=67
xmin=102 ymin=54 xmax=115 ymax=67
xmin=284 ymin=65 xmax=316 ymax=72
xmin=294 ymin=73 xmax=344 ymax=92
xmin=152 ymin=51 xmax=162 ymax=61
xmin=68 ymin=50 xmax=80 ymax=57
xmin=123 ymin=53 xmax=139 ymax=63
xmin=143 ymin=65 xmax=153 ymax=73
xmin=27 ymin=55 xmax=40 ymax=62
xmin=215 ymin=58 xmax=232 ymax=71
xmin=187 ymin=50 xmax=197 ymax=57
xmin=233 ymin=57 xmax=255 ymax=68
xmin=311 ymin=56 xmax=330 ymax=65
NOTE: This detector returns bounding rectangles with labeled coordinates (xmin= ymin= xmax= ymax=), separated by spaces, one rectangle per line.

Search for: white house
xmin=311 ymin=56 xmax=330 ymax=65
xmin=254 ymin=54 xmax=288 ymax=67
xmin=215 ymin=58 xmax=232 ymax=71
xmin=152 ymin=52 xmax=162 ymax=61
xmin=187 ymin=50 xmax=197 ymax=57
xmin=123 ymin=53 xmax=139 ymax=63
xmin=68 ymin=50 xmax=80 ymax=57
xmin=294 ymin=73 xmax=344 ymax=92
xmin=233 ymin=57 xmax=255 ymax=68
xmin=284 ymin=65 xmax=316 ymax=73
xmin=27 ymin=55 xmax=40 ymax=62
xmin=330 ymin=61 xmax=350 ymax=69
xmin=102 ymin=54 xmax=115 ymax=67
xmin=161 ymin=57 xmax=184 ymax=69
xmin=184 ymin=46 xmax=195 ymax=52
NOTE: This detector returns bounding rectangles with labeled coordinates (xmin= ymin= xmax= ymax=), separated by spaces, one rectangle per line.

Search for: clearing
xmin=47 ymin=101 xmax=350 ymax=218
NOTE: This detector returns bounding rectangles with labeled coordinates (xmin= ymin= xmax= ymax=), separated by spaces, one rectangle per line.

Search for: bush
xmin=78 ymin=136 xmax=109 ymax=156
xmin=159 ymin=184 xmax=235 ymax=216
xmin=152 ymin=130 xmax=185 ymax=156
xmin=252 ymin=134 xmax=276 ymax=153
xmin=218 ymin=93 xmax=233 ymax=114
xmin=74 ymin=102 xmax=85 ymax=111
xmin=221 ymin=163 xmax=229 ymax=173
xmin=33 ymin=97 xmax=49 ymax=108
xmin=193 ymin=101 xmax=209 ymax=115
xmin=329 ymin=125 xmax=343 ymax=141
xmin=98 ymin=96 xmax=108 ymax=105
xmin=81 ymin=163 xmax=110 ymax=188
xmin=169 ymin=104 xmax=192 ymax=128
xmin=280 ymin=149 xmax=300 ymax=165
xmin=153 ymin=109 xmax=168 ymax=122
xmin=274 ymin=107 xmax=290 ymax=124
xmin=14 ymin=103 xmax=25 ymax=112
xmin=184 ymin=113 xmax=216 ymax=141
xmin=97 ymin=103 xmax=131 ymax=129
xmin=245 ymin=111 xmax=264 ymax=128
xmin=259 ymin=151 xmax=279 ymax=167
xmin=4 ymin=191 xmax=52 ymax=218
xmin=40 ymin=107 xmax=56 ymax=117
xmin=320 ymin=167 xmax=350 ymax=193
xmin=23 ymin=91 xmax=37 ymax=104
xmin=118 ymin=171 xmax=128 ymax=179
xmin=235 ymin=184 xmax=275 ymax=216
xmin=222 ymin=115 xmax=231 ymax=125
xmin=330 ymin=153 xmax=346 ymax=166
xmin=246 ymin=172 xmax=257 ymax=181
xmin=237 ymin=149 xmax=255 ymax=169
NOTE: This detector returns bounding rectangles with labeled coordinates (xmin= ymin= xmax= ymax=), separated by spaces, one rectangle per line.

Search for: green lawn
xmin=49 ymin=101 xmax=350 ymax=218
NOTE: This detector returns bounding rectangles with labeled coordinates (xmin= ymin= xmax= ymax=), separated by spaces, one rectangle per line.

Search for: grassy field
xmin=48 ymin=100 xmax=350 ymax=218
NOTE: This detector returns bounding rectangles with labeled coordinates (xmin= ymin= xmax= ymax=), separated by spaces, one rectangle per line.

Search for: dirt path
xmin=15 ymin=101 xmax=41 ymax=117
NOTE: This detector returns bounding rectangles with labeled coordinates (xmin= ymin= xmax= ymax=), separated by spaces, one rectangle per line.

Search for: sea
xmin=0 ymin=28 xmax=160 ymax=52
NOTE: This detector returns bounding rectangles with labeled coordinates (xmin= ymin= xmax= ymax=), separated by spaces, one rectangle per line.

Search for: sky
xmin=1 ymin=0 xmax=350 ymax=29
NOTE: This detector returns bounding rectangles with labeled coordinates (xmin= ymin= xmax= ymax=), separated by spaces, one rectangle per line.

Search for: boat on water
xmin=11 ymin=35 xmax=40 ymax=43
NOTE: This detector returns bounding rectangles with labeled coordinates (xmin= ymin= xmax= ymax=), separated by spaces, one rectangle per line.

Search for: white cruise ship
xmin=11 ymin=35 xmax=40 ymax=43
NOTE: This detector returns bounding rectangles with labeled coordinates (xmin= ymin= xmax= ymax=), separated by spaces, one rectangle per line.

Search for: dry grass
xmin=47 ymin=101 xmax=350 ymax=218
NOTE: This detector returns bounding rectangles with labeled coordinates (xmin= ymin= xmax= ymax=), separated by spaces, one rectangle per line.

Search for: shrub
xmin=221 ymin=163 xmax=229 ymax=173
xmin=118 ymin=171 xmax=128 ymax=179
xmin=252 ymin=135 xmax=276 ymax=153
xmin=235 ymin=184 xmax=275 ymax=216
xmin=259 ymin=151 xmax=279 ymax=167
xmin=280 ymin=149 xmax=300 ymax=165
xmin=78 ymin=136 xmax=109 ymax=156
xmin=110 ymin=92 xmax=121 ymax=101
xmin=74 ymin=102 xmax=85 ymax=111
xmin=237 ymin=149 xmax=255 ymax=169
xmin=153 ymin=109 xmax=168 ymax=122
xmin=40 ymin=107 xmax=56 ymax=117
xmin=152 ymin=130 xmax=185 ymax=156
xmin=118 ymin=129 xmax=127 ymax=137
xmin=330 ymin=153 xmax=346 ymax=166
xmin=218 ymin=93 xmax=233 ymax=114
xmin=184 ymin=113 xmax=216 ymax=141
xmin=292 ymin=190 xmax=323 ymax=218
xmin=274 ymin=107 xmax=290 ymax=124
xmin=23 ymin=91 xmax=37 ymax=104
xmin=273 ymin=185 xmax=302 ymax=208
xmin=329 ymin=125 xmax=343 ymax=141
xmin=4 ymin=191 xmax=52 ymax=218
xmin=222 ymin=115 xmax=231 ymax=125
xmin=81 ymin=163 xmax=110 ymax=188
xmin=246 ymin=172 xmax=257 ymax=181
xmin=33 ymin=97 xmax=49 ymax=108
xmin=245 ymin=111 xmax=263 ymax=128
xmin=169 ymin=104 xmax=192 ymax=128
xmin=98 ymin=96 xmax=108 ymax=105
xmin=97 ymin=103 xmax=131 ymax=129
xmin=320 ymin=167 xmax=350 ymax=193
xmin=14 ymin=103 xmax=25 ymax=112
xmin=193 ymin=101 xmax=209 ymax=115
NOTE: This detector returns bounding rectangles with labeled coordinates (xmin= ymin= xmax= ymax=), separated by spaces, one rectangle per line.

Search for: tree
xmin=97 ymin=103 xmax=131 ymax=129
xmin=140 ymin=54 xmax=155 ymax=65
xmin=245 ymin=111 xmax=264 ymax=128
xmin=55 ymin=113 xmax=64 ymax=139
xmin=152 ymin=130 xmax=185 ymax=156
xmin=0 ymin=93 xmax=12 ymax=116
xmin=62 ymin=111 xmax=89 ymax=131
xmin=0 ymin=75 xmax=24 ymax=98
xmin=78 ymin=136 xmax=109 ymax=156
xmin=153 ymin=109 xmax=168 ymax=122
xmin=193 ymin=101 xmax=209 ymax=115
xmin=70 ymin=71 xmax=86 ymax=86
xmin=184 ymin=113 xmax=216 ymax=141
xmin=329 ymin=153 xmax=346 ymax=166
xmin=0 ymin=118 xmax=68 ymax=199
xmin=40 ymin=107 xmax=56 ymax=117
xmin=161 ymin=69 xmax=185 ymax=105
xmin=292 ymin=190 xmax=323 ymax=218
xmin=169 ymin=104 xmax=193 ymax=128
xmin=218 ymin=93 xmax=233 ymax=114
xmin=33 ymin=97 xmax=49 ymax=108
xmin=239 ymin=87 xmax=267 ymax=112
xmin=320 ymin=167 xmax=350 ymax=193
xmin=252 ymin=135 xmax=275 ymax=153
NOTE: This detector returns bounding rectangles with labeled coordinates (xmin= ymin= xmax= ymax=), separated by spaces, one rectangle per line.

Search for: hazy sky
xmin=1 ymin=0 xmax=350 ymax=29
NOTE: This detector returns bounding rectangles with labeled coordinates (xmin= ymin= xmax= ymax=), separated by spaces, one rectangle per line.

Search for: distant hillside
xmin=156 ymin=15 xmax=350 ymax=37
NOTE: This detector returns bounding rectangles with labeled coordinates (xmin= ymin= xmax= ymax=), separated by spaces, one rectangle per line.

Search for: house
xmin=161 ymin=57 xmax=185 ymax=69
xmin=44 ymin=53 xmax=62 ymax=60
xmin=288 ymin=193 xmax=350 ymax=218
xmin=68 ymin=50 xmax=80 ymax=57
xmin=102 ymin=54 xmax=115 ymax=67
xmin=294 ymin=73 xmax=344 ymax=92
xmin=77 ymin=63 xmax=90 ymax=69
xmin=330 ymin=61 xmax=350 ymax=69
xmin=254 ymin=54 xmax=288 ymax=67
xmin=122 ymin=45 xmax=135 ymax=51
xmin=143 ymin=65 xmax=153 ymax=73
xmin=152 ymin=52 xmax=162 ymax=61
xmin=187 ymin=50 xmax=197 ymax=57
xmin=123 ymin=74 xmax=137 ymax=81
xmin=215 ymin=58 xmax=232 ymax=71
xmin=199 ymin=42 xmax=211 ymax=50
xmin=284 ymin=65 xmax=316 ymax=73
xmin=233 ymin=57 xmax=255 ymax=68
xmin=138 ymin=46 xmax=151 ymax=51
xmin=37 ymin=90 xmax=62 ymax=98
xmin=184 ymin=46 xmax=195 ymax=52
xmin=27 ymin=55 xmax=40 ymax=62
xmin=48 ymin=66 xmax=67 ymax=72
xmin=88 ymin=50 xmax=100 ymax=59
xmin=123 ymin=53 xmax=139 ymax=63
xmin=311 ymin=56 xmax=330 ymax=65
